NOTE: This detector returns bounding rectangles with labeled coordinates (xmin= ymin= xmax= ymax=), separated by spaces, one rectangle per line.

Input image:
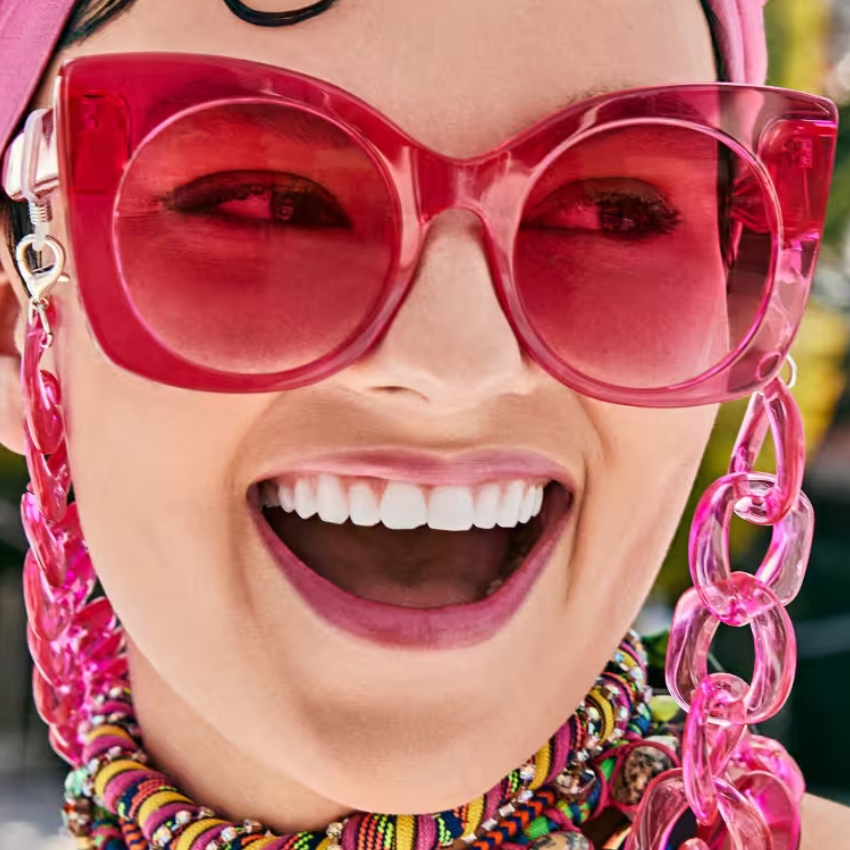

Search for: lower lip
xmin=252 ymin=485 xmax=573 ymax=650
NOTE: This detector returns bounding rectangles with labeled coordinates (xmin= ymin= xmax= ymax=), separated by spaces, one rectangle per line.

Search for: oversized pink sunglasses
xmin=2 ymin=53 xmax=838 ymax=406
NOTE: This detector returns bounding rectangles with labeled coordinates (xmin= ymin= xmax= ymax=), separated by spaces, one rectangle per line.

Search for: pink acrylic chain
xmin=17 ymin=237 xmax=127 ymax=767
xmin=628 ymin=376 xmax=812 ymax=850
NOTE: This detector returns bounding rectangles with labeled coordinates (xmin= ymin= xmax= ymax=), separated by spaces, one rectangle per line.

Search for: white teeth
xmin=264 ymin=475 xmax=549 ymax=531
xmin=316 ymin=474 xmax=348 ymax=524
xmin=518 ymin=485 xmax=537 ymax=524
xmin=294 ymin=478 xmax=318 ymax=520
xmin=484 ymin=578 xmax=504 ymax=597
xmin=473 ymin=483 xmax=501 ymax=529
xmin=278 ymin=483 xmax=295 ymax=512
xmin=428 ymin=486 xmax=475 ymax=531
xmin=380 ymin=481 xmax=428 ymax=530
xmin=348 ymin=481 xmax=381 ymax=527
xmin=532 ymin=486 xmax=544 ymax=517
xmin=497 ymin=480 xmax=526 ymax=528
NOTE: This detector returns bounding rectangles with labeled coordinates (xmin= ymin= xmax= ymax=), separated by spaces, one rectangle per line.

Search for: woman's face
xmin=0 ymin=0 xmax=718 ymax=829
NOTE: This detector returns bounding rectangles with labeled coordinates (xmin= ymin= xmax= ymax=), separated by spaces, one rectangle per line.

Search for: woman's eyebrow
xmin=557 ymin=85 xmax=711 ymax=123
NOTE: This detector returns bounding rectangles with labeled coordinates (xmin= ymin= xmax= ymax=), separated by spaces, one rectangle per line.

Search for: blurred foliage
xmin=656 ymin=0 xmax=850 ymax=599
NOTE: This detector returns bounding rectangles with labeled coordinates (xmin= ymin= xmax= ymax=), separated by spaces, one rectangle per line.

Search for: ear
xmin=0 ymin=249 xmax=27 ymax=456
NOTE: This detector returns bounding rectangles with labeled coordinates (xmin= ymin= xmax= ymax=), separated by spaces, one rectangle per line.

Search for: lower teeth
xmin=484 ymin=579 xmax=504 ymax=598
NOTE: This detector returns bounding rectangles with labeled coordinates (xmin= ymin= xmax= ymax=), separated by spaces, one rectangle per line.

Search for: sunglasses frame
xmin=2 ymin=53 xmax=839 ymax=406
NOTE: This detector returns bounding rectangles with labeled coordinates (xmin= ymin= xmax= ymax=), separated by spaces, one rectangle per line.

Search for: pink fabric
xmin=0 ymin=0 xmax=76 ymax=156
xmin=709 ymin=0 xmax=769 ymax=85
xmin=0 ymin=0 xmax=768 ymax=162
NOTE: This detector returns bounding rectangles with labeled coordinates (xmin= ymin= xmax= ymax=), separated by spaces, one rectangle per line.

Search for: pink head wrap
xmin=710 ymin=0 xmax=769 ymax=87
xmin=0 ymin=0 xmax=769 ymax=160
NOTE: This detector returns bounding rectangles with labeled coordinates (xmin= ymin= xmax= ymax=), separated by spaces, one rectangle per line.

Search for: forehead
xmin=54 ymin=0 xmax=715 ymax=156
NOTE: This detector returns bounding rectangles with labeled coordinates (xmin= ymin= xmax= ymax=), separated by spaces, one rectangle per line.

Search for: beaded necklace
xmin=61 ymin=632 xmax=683 ymax=850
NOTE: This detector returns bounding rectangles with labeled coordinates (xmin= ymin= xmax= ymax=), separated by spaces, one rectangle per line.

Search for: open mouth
xmin=251 ymin=469 xmax=574 ymax=648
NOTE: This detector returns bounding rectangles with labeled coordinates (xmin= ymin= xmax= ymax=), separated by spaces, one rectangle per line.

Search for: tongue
xmin=267 ymin=512 xmax=512 ymax=608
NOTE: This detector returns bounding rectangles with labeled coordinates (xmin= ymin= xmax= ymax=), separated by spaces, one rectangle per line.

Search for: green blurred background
xmin=3 ymin=0 xmax=850 ymax=844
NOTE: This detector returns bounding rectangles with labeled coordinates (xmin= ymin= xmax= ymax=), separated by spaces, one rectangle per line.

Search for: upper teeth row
xmin=260 ymin=475 xmax=547 ymax=531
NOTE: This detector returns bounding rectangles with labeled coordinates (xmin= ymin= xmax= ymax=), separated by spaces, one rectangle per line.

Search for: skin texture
xmin=2 ymin=0 xmax=843 ymax=842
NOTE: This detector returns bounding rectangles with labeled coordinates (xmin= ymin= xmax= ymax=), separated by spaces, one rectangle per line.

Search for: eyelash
xmin=523 ymin=187 xmax=681 ymax=239
xmin=162 ymin=173 xmax=352 ymax=229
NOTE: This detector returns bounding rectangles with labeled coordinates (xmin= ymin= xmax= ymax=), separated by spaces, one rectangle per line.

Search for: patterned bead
xmin=610 ymin=744 xmax=676 ymax=808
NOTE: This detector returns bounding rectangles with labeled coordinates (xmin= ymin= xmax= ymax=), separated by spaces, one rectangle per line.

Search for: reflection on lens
xmin=514 ymin=124 xmax=772 ymax=389
xmin=114 ymin=102 xmax=395 ymax=374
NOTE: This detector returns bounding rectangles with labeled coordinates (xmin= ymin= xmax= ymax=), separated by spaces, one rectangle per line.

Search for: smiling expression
xmin=0 ymin=0 xmax=719 ymax=831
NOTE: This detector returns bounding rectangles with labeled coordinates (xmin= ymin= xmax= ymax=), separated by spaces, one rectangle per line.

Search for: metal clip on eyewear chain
xmin=628 ymin=362 xmax=812 ymax=850
xmin=11 ymin=129 xmax=126 ymax=765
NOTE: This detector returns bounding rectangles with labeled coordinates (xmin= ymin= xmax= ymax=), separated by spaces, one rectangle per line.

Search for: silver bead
xmin=528 ymin=830 xmax=591 ymax=850
xmin=498 ymin=803 xmax=516 ymax=818
xmin=481 ymin=818 xmax=498 ymax=831
xmin=221 ymin=826 xmax=240 ymax=842
xmin=517 ymin=789 xmax=533 ymax=803
xmin=199 ymin=807 xmax=216 ymax=819
xmin=519 ymin=762 xmax=536 ymax=783
xmin=152 ymin=825 xmax=172 ymax=848
xmin=327 ymin=821 xmax=345 ymax=840
xmin=175 ymin=811 xmax=193 ymax=826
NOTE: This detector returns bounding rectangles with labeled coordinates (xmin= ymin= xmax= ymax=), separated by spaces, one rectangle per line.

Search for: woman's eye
xmin=162 ymin=170 xmax=352 ymax=229
xmin=522 ymin=179 xmax=681 ymax=239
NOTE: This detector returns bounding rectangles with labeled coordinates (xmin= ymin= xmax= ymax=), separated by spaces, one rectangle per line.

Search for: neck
xmin=128 ymin=640 xmax=352 ymax=833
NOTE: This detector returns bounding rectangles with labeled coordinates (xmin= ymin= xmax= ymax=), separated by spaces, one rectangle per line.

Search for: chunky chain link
xmin=628 ymin=377 xmax=811 ymax=850
xmin=20 ymin=303 xmax=126 ymax=765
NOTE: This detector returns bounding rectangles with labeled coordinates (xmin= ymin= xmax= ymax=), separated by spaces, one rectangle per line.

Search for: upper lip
xmin=253 ymin=448 xmax=576 ymax=491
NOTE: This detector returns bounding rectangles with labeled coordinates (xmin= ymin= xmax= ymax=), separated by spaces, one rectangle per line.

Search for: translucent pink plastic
xmin=729 ymin=380 xmax=806 ymax=523
xmin=20 ymin=318 xmax=125 ymax=765
xmin=32 ymin=54 xmax=835 ymax=404
xmin=629 ymin=376 xmax=809 ymax=850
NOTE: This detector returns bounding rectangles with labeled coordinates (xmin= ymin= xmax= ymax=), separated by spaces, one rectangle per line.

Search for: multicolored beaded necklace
xmin=61 ymin=632 xmax=682 ymax=850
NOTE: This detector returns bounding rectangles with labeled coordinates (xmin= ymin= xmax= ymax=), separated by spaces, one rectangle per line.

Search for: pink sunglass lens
xmin=514 ymin=124 xmax=773 ymax=390
xmin=113 ymin=101 xmax=396 ymax=375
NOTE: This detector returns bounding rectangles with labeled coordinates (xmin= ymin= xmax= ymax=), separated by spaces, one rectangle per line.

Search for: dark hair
xmin=60 ymin=0 xmax=341 ymax=47
xmin=4 ymin=0 xmax=729 ymax=258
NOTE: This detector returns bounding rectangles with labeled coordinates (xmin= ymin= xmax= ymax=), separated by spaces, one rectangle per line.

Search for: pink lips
xmin=251 ymin=449 xmax=575 ymax=650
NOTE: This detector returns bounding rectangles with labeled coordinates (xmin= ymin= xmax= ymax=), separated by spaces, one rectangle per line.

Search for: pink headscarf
xmin=0 ymin=0 xmax=769 ymax=160
xmin=710 ymin=0 xmax=769 ymax=87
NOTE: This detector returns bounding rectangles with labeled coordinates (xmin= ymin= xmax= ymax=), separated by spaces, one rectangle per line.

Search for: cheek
xmin=49 ymin=283 xmax=262 ymax=660
xmin=573 ymin=403 xmax=717 ymax=602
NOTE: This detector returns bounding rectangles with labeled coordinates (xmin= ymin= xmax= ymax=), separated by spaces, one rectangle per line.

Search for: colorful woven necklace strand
xmin=61 ymin=632 xmax=680 ymax=850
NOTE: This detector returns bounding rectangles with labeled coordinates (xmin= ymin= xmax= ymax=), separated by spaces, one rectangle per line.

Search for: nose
xmin=332 ymin=210 xmax=537 ymax=413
